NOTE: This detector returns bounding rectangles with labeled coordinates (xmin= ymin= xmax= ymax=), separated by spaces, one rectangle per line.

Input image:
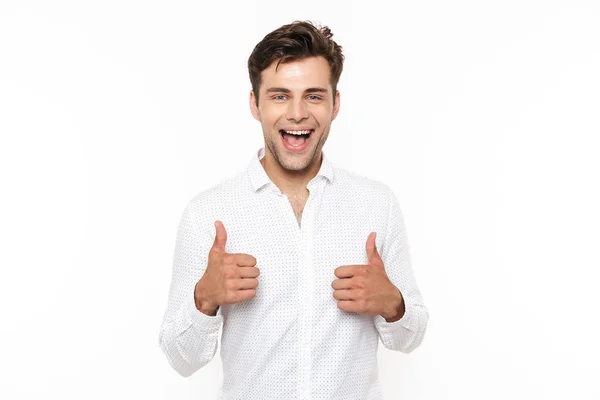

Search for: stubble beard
xmin=264 ymin=127 xmax=329 ymax=173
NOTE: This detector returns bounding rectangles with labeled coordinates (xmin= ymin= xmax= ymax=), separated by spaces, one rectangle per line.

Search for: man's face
xmin=250 ymin=56 xmax=340 ymax=174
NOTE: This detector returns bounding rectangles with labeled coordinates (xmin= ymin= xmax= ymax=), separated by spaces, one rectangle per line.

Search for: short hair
xmin=247 ymin=20 xmax=344 ymax=106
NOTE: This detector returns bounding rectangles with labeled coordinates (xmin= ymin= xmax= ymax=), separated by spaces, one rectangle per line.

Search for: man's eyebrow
xmin=265 ymin=87 xmax=329 ymax=94
xmin=305 ymin=87 xmax=329 ymax=94
xmin=266 ymin=87 xmax=291 ymax=93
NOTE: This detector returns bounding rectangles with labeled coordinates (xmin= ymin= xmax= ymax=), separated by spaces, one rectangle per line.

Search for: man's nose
xmin=286 ymin=98 xmax=308 ymax=121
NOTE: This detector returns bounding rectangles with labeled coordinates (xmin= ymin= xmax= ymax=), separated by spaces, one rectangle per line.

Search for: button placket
xmin=295 ymin=182 xmax=321 ymax=400
xmin=276 ymin=179 xmax=323 ymax=400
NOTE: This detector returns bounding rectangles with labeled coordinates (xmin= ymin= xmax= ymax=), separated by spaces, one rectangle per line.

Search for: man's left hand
xmin=332 ymin=232 xmax=405 ymax=322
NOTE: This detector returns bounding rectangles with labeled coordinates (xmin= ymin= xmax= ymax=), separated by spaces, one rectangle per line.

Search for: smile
xmin=280 ymin=129 xmax=313 ymax=151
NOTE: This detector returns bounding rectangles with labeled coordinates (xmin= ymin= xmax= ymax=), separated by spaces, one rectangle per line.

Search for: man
xmin=159 ymin=20 xmax=429 ymax=399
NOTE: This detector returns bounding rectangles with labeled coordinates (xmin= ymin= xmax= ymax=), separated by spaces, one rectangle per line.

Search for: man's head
xmin=248 ymin=20 xmax=344 ymax=174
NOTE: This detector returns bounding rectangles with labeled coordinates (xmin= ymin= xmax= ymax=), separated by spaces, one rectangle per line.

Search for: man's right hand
xmin=194 ymin=220 xmax=260 ymax=316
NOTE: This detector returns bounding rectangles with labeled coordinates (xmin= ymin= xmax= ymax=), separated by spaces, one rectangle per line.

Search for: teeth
xmin=283 ymin=130 xmax=312 ymax=135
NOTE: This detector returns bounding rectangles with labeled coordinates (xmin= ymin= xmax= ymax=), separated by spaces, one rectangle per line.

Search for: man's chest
xmin=221 ymin=197 xmax=385 ymax=297
xmin=216 ymin=189 xmax=389 ymax=334
xmin=286 ymin=191 xmax=309 ymax=225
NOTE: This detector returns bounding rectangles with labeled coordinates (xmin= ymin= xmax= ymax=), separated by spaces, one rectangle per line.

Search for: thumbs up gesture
xmin=194 ymin=220 xmax=260 ymax=316
xmin=332 ymin=232 xmax=405 ymax=322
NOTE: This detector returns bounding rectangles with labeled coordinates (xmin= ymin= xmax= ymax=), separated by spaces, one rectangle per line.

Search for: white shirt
xmin=159 ymin=147 xmax=429 ymax=400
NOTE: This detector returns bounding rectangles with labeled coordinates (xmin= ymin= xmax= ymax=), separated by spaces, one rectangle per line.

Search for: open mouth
xmin=279 ymin=129 xmax=313 ymax=148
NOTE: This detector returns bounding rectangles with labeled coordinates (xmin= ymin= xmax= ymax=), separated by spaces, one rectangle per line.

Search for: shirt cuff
xmin=374 ymin=302 xmax=416 ymax=333
xmin=186 ymin=297 xmax=223 ymax=332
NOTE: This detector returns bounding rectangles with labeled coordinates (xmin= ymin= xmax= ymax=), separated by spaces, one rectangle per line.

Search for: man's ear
xmin=331 ymin=90 xmax=341 ymax=121
xmin=249 ymin=90 xmax=260 ymax=121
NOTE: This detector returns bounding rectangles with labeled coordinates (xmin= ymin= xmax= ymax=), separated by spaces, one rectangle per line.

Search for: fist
xmin=194 ymin=220 xmax=260 ymax=315
xmin=332 ymin=232 xmax=404 ymax=320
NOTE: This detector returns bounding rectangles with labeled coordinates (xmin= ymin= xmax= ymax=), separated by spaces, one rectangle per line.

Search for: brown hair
xmin=248 ymin=20 xmax=344 ymax=106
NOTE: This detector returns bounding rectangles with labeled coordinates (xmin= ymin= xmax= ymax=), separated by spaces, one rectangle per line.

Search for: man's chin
xmin=280 ymin=160 xmax=310 ymax=172
xmin=266 ymin=140 xmax=318 ymax=172
xmin=277 ymin=151 xmax=313 ymax=171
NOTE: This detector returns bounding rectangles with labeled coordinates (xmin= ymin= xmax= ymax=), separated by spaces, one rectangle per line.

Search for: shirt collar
xmin=248 ymin=147 xmax=335 ymax=192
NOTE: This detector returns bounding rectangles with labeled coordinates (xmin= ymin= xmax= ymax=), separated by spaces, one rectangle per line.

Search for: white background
xmin=1 ymin=0 xmax=599 ymax=399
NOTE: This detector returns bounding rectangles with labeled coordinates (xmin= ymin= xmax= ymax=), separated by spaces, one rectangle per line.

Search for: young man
xmin=159 ymin=20 xmax=429 ymax=399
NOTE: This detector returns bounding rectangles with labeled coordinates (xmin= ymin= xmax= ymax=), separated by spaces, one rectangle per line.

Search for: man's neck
xmin=260 ymin=151 xmax=322 ymax=196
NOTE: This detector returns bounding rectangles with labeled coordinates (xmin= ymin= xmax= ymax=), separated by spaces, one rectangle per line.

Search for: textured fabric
xmin=159 ymin=147 xmax=429 ymax=400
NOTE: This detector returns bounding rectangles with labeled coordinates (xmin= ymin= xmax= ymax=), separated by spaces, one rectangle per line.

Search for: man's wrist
xmin=381 ymin=288 xmax=405 ymax=322
xmin=194 ymin=281 xmax=219 ymax=316
xmin=196 ymin=301 xmax=219 ymax=316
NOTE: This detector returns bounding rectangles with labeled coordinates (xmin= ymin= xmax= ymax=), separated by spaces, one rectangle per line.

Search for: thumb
xmin=211 ymin=220 xmax=227 ymax=253
xmin=366 ymin=232 xmax=383 ymax=267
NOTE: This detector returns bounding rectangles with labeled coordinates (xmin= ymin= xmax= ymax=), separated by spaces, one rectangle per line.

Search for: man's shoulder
xmin=185 ymin=169 xmax=248 ymax=214
xmin=333 ymin=164 xmax=393 ymax=200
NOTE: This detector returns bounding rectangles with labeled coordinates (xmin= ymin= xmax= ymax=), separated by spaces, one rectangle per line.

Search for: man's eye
xmin=274 ymin=95 xmax=287 ymax=100
xmin=308 ymin=95 xmax=321 ymax=101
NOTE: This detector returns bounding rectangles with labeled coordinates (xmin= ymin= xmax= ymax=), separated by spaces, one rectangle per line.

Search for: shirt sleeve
xmin=158 ymin=202 xmax=223 ymax=377
xmin=373 ymin=188 xmax=429 ymax=353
